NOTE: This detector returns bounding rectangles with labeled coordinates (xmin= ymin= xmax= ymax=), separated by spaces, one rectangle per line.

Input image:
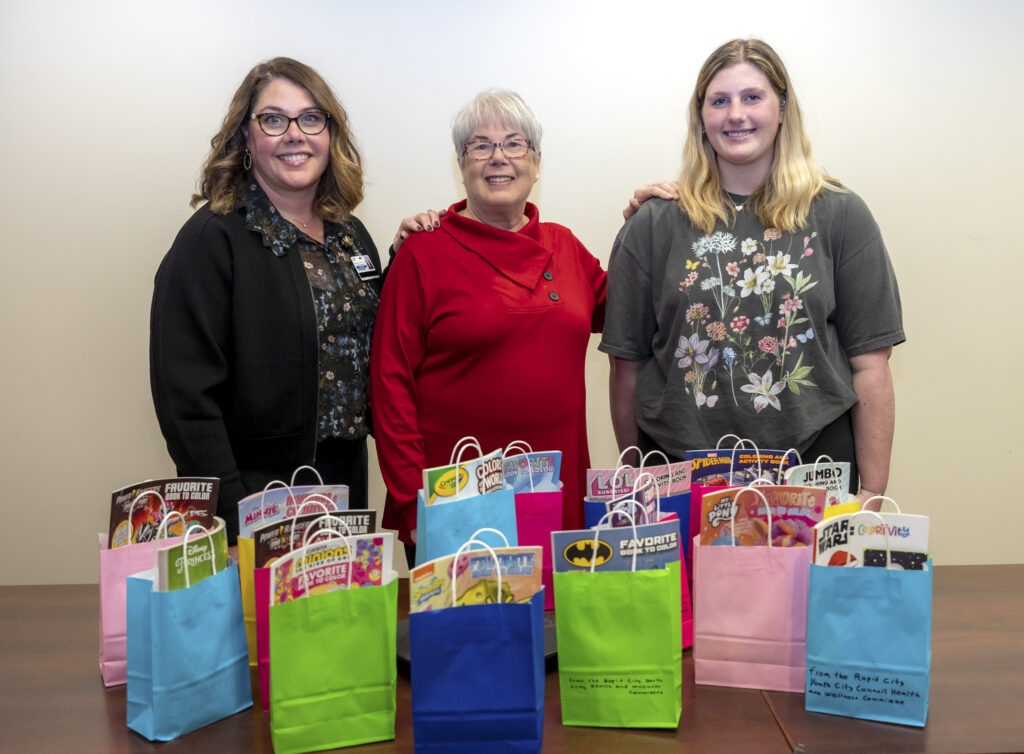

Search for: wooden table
xmin=1 ymin=565 xmax=1021 ymax=753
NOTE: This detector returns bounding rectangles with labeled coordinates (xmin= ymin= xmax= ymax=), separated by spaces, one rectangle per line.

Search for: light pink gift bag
xmin=97 ymin=497 xmax=183 ymax=686
xmin=692 ymin=486 xmax=812 ymax=693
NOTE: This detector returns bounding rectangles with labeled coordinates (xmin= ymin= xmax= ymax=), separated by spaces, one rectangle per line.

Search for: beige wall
xmin=2 ymin=0 xmax=1021 ymax=584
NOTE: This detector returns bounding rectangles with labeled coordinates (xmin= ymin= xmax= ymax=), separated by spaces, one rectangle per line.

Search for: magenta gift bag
xmin=692 ymin=487 xmax=812 ymax=693
xmin=254 ymin=566 xmax=272 ymax=711
xmin=514 ymin=489 xmax=562 ymax=610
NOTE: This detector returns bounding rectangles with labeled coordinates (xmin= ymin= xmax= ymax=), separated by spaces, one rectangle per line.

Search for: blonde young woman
xmin=601 ymin=39 xmax=903 ymax=511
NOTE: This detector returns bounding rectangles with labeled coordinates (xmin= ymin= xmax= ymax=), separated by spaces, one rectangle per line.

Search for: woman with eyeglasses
xmin=601 ymin=39 xmax=904 ymax=510
xmin=370 ymin=89 xmax=606 ymax=552
xmin=150 ymin=58 xmax=381 ymax=540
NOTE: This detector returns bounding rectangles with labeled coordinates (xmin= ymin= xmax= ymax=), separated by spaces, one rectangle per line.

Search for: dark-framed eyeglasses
xmin=462 ymin=137 xmax=533 ymax=161
xmin=250 ymin=110 xmax=330 ymax=136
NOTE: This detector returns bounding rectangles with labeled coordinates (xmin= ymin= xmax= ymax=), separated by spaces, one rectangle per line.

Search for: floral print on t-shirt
xmin=676 ymin=226 xmax=818 ymax=413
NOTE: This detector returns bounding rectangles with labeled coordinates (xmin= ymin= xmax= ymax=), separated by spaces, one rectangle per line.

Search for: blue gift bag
xmin=126 ymin=562 xmax=252 ymax=741
xmin=410 ymin=587 xmax=545 ymax=752
xmin=415 ymin=487 xmax=518 ymax=565
xmin=658 ymin=490 xmax=691 ymax=563
xmin=805 ymin=560 xmax=932 ymax=726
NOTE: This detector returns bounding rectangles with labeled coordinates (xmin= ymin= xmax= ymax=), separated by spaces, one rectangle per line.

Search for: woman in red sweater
xmin=370 ymin=89 xmax=606 ymax=552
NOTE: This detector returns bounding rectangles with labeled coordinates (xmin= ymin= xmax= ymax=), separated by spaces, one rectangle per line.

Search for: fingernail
xmin=416 ymin=225 xmax=423 ymax=231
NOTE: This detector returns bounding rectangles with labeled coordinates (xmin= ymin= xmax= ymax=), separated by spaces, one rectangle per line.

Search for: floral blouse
xmin=241 ymin=184 xmax=379 ymax=442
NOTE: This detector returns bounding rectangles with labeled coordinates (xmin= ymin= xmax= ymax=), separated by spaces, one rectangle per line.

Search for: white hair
xmin=451 ymin=88 xmax=542 ymax=165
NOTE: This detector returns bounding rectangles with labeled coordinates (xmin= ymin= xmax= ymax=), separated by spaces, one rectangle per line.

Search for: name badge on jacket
xmin=350 ymin=255 xmax=380 ymax=281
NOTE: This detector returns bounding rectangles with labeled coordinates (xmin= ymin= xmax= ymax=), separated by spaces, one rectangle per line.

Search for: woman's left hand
xmin=393 ymin=209 xmax=445 ymax=250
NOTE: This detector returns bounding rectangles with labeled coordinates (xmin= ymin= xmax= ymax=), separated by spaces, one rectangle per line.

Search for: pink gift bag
xmin=99 ymin=534 xmax=163 ymax=686
xmin=514 ymin=489 xmax=562 ymax=610
xmin=692 ymin=487 xmax=812 ymax=693
xmin=98 ymin=498 xmax=183 ymax=686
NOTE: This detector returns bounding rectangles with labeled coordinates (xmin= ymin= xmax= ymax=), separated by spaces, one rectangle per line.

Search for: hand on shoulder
xmin=623 ymin=181 xmax=680 ymax=221
xmin=392 ymin=209 xmax=445 ymax=250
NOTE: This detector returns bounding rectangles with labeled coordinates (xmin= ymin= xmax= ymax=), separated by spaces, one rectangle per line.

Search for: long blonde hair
xmin=192 ymin=57 xmax=363 ymax=221
xmin=679 ymin=39 xmax=841 ymax=234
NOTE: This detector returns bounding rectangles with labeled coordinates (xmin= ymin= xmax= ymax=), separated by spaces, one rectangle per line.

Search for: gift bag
xmin=99 ymin=493 xmax=182 ymax=686
xmin=805 ymin=511 xmax=932 ymax=726
xmin=416 ymin=486 xmax=518 ymax=566
xmin=238 ymin=480 xmax=289 ymax=670
xmin=239 ymin=467 xmax=337 ymax=671
xmin=269 ymin=532 xmax=398 ymax=753
xmin=512 ymin=486 xmax=561 ymax=611
xmin=693 ymin=486 xmax=812 ymax=692
xmin=411 ymin=538 xmax=545 ymax=752
xmin=255 ymin=507 xmax=352 ymax=712
xmin=553 ymin=514 xmax=682 ymax=728
xmin=126 ymin=524 xmax=252 ymax=741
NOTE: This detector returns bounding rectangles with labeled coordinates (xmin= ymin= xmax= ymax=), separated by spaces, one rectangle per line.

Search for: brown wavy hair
xmin=191 ymin=57 xmax=363 ymax=221
xmin=679 ymin=39 xmax=842 ymax=234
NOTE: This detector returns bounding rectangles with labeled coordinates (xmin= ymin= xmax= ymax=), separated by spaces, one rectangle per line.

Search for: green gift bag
xmin=553 ymin=560 xmax=682 ymax=728
xmin=269 ymin=573 xmax=398 ymax=752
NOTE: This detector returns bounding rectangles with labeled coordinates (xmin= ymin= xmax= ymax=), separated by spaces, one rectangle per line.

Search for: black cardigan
xmin=149 ymin=203 xmax=383 ymax=536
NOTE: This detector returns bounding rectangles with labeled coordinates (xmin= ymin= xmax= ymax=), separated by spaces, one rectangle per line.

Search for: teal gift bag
xmin=126 ymin=561 xmax=251 ymax=740
xmin=415 ymin=486 xmax=518 ymax=565
xmin=805 ymin=511 xmax=932 ymax=726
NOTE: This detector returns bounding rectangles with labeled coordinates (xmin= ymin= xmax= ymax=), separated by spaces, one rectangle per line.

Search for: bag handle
xmin=614 ymin=445 xmax=642 ymax=470
xmin=639 ymin=450 xmax=672 ymax=500
xmin=300 ymin=513 xmax=354 ymax=551
xmin=286 ymin=493 xmax=341 ymax=550
xmin=593 ymin=509 xmax=638 ymax=571
xmin=845 ymin=509 xmax=893 ymax=568
xmin=451 ymin=538 xmax=503 ymax=605
xmin=633 ymin=471 xmax=661 ymax=520
xmin=128 ymin=489 xmax=169 ymax=544
xmin=295 ymin=528 xmax=353 ymax=595
xmin=289 ymin=465 xmax=324 ymax=488
xmin=258 ymin=479 xmax=292 ymax=521
xmin=181 ymin=522 xmax=217 ymax=589
xmin=714 ymin=433 xmax=744 ymax=450
xmin=150 ymin=510 xmax=188 ymax=569
xmin=812 ymin=454 xmax=834 ymax=476
xmin=861 ymin=495 xmax=902 ymax=514
xmin=778 ymin=448 xmax=802 ymax=481
xmin=468 ymin=527 xmax=510 ymax=549
xmin=604 ymin=471 xmax=654 ymax=524
xmin=449 ymin=436 xmax=483 ymax=465
xmin=610 ymin=495 xmax=648 ymax=526
xmin=730 ymin=438 xmax=763 ymax=483
xmin=730 ymin=486 xmax=774 ymax=548
xmin=451 ymin=437 xmax=485 ymax=501
xmin=503 ymin=440 xmax=533 ymax=456
xmin=502 ymin=441 xmax=536 ymax=492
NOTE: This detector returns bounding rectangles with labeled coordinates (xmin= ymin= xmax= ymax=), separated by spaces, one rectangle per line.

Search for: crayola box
xmin=700 ymin=485 xmax=826 ymax=547
xmin=422 ymin=448 xmax=504 ymax=506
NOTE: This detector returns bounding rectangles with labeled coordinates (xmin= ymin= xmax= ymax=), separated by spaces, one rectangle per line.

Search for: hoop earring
xmin=243 ymin=148 xmax=252 ymax=171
